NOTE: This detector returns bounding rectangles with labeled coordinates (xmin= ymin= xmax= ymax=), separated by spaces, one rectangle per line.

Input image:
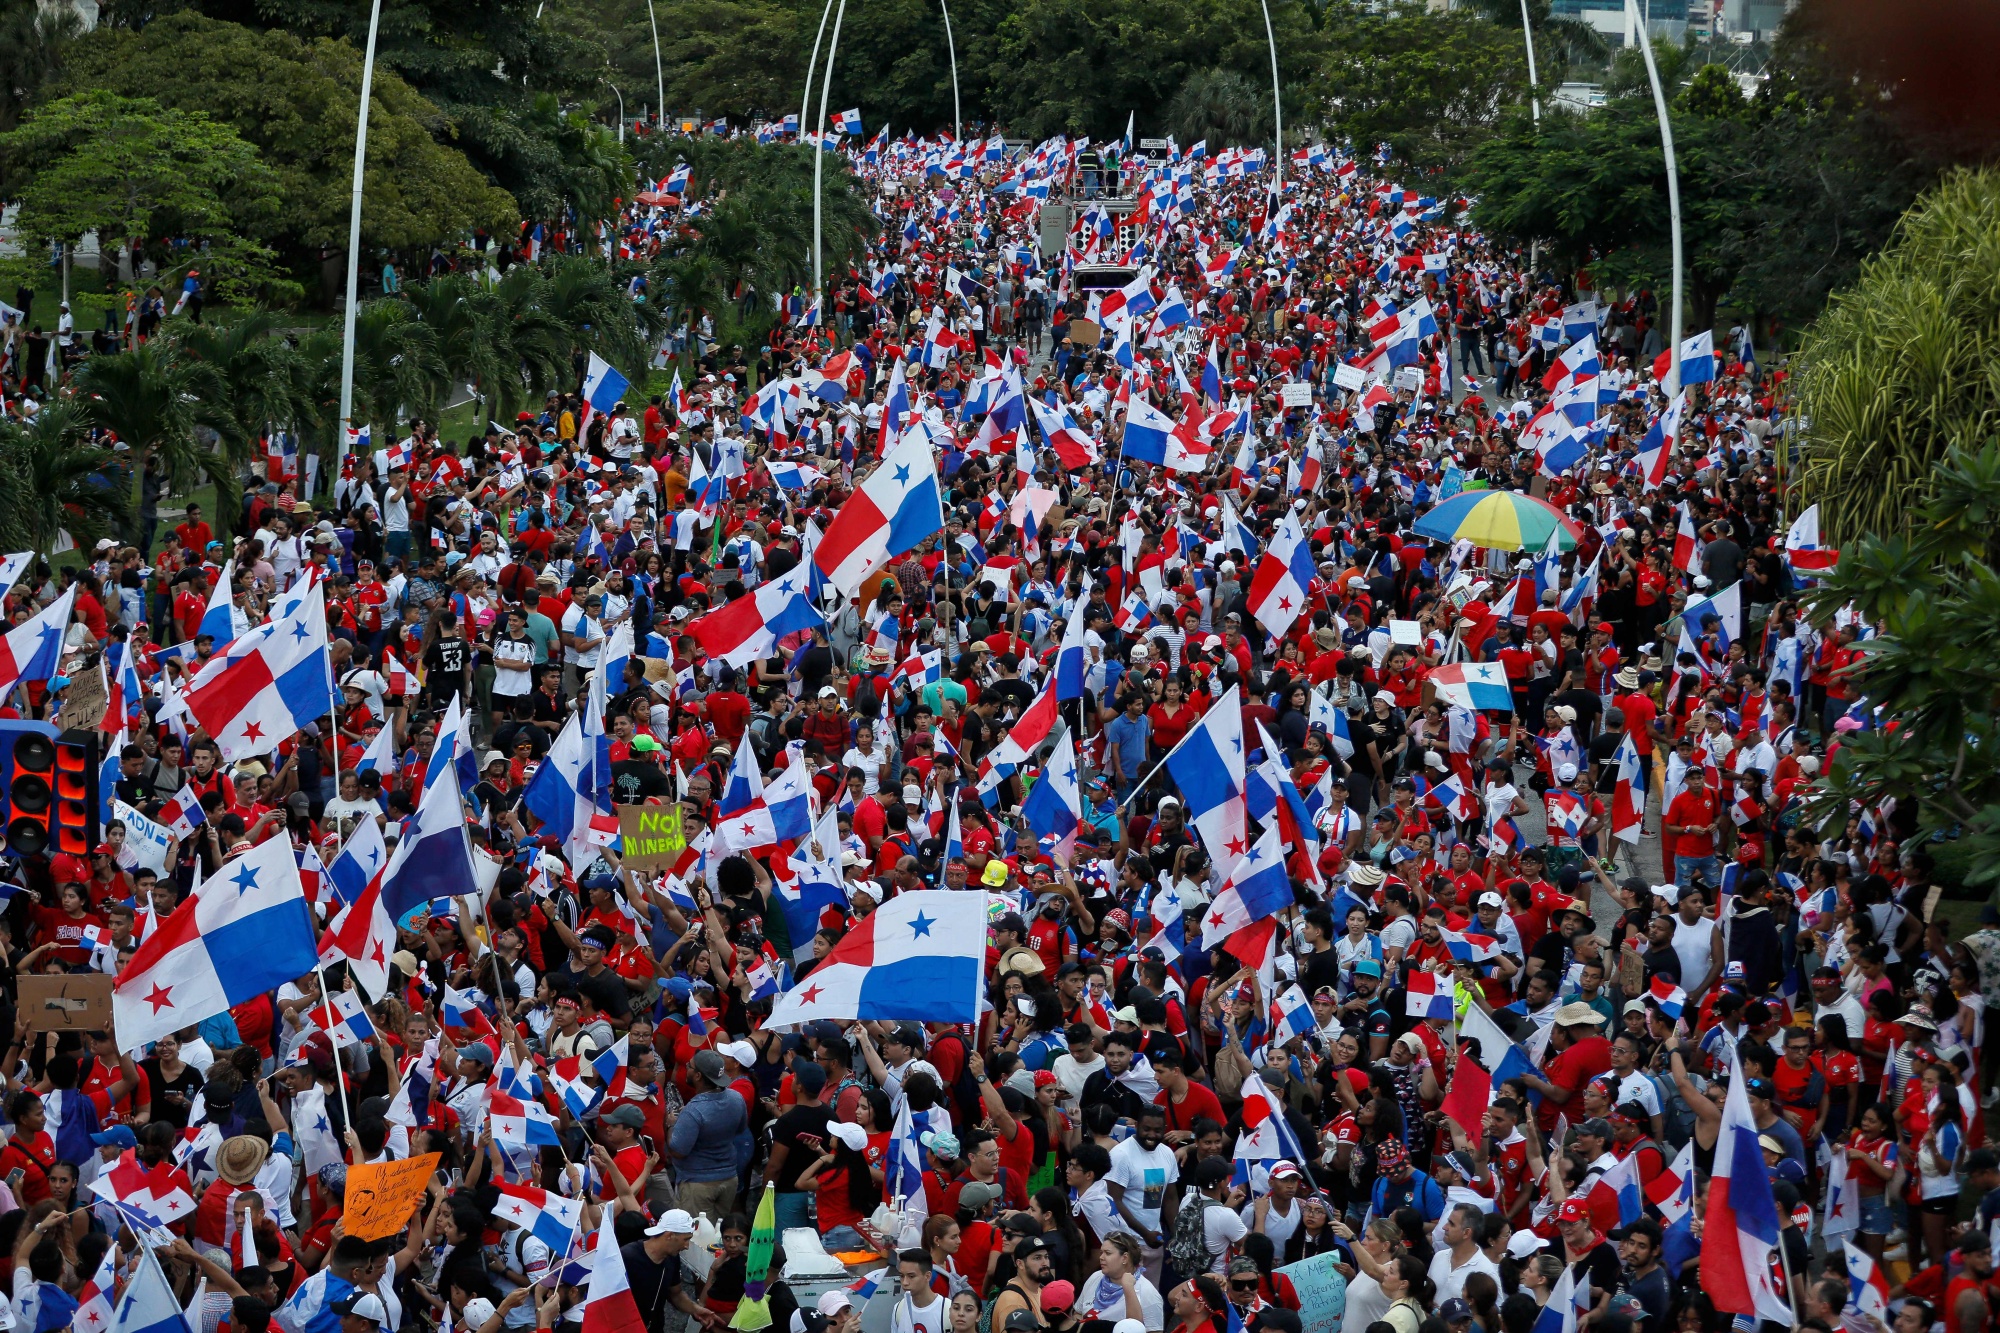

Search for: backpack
xmin=1167 ymin=1193 xmax=1220 ymax=1278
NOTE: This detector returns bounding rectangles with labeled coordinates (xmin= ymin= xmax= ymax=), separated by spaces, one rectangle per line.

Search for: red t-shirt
xmin=1665 ymin=790 xmax=1718 ymax=858
xmin=1538 ymin=1035 xmax=1613 ymax=1130
xmin=1156 ymin=1080 xmax=1226 ymax=1132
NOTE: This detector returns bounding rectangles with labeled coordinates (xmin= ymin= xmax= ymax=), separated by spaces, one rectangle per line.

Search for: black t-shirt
xmin=610 ymin=759 xmax=674 ymax=804
xmin=425 ymin=637 xmax=471 ymax=697
xmin=1553 ymin=686 xmax=1603 ymax=738
xmin=1586 ymin=731 xmax=1622 ymax=794
xmin=1569 ymin=1240 xmax=1621 ymax=1305
xmin=139 ymin=1057 xmax=206 ymax=1129
xmin=769 ymin=1103 xmax=834 ymax=1193
xmin=1299 ymin=947 xmax=1341 ymax=998
xmin=621 ymin=1240 xmax=682 ymax=1333
xmin=574 ymin=967 xmax=632 ymax=1022
xmin=984 ymin=677 xmax=1035 ymax=716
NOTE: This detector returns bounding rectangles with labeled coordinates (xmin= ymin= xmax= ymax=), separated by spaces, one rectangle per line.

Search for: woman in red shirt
xmin=32 ymin=882 xmax=106 ymax=969
xmin=0 ymin=1093 xmax=55 ymax=1205
xmin=1147 ymin=680 xmax=1200 ymax=759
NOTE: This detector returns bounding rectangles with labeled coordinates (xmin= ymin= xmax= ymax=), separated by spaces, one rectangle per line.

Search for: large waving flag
xmin=111 ymin=835 xmax=319 ymax=1052
xmin=198 ymin=558 xmax=238 ymax=648
xmin=1161 ymin=684 xmax=1247 ymax=872
xmin=579 ymin=353 xmax=631 ymax=435
xmin=319 ymin=822 xmax=396 ymax=1000
xmin=579 ymin=1203 xmax=646 ymax=1333
xmin=811 ymin=429 xmax=944 ymax=595
xmin=1611 ymin=731 xmax=1648 ymax=844
xmin=687 ymin=570 xmax=825 ymax=669
xmin=1245 ymin=511 xmax=1314 ymax=638
xmin=1021 ymin=731 xmax=1082 ymax=859
xmin=1198 ymin=823 xmax=1292 ymax=950
xmin=183 ymin=581 xmax=333 ymax=760
xmin=974 ymin=678 xmax=1061 ymax=800
xmin=1119 ymin=397 xmax=1177 ymax=468
xmin=496 ymin=1183 xmax=585 ymax=1256
xmin=1705 ymin=1062 xmax=1797 ymax=1324
xmin=0 ymin=551 xmax=34 ymax=604
xmin=1233 ymin=1071 xmax=1309 ymax=1192
xmin=380 ymin=732 xmax=477 ymax=926
xmin=1429 ymin=662 xmax=1512 ymax=713
xmin=0 ymin=586 xmax=75 ymax=700
xmin=1027 ymin=394 xmax=1099 ymax=471
xmin=764 ymin=890 xmax=985 ymax=1028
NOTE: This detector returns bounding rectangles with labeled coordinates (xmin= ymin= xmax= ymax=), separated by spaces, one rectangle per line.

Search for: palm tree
xmin=1165 ymin=69 xmax=1272 ymax=150
xmin=74 ymin=339 xmax=232 ymax=522
xmin=0 ymin=402 xmax=129 ymax=553
xmin=1794 ymin=166 xmax=2000 ymax=543
xmin=542 ymin=255 xmax=649 ymax=378
xmin=176 ymin=311 xmax=317 ymax=517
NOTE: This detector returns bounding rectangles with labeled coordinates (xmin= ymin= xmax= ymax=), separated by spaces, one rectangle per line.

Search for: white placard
xmin=1333 ymin=364 xmax=1368 ymax=392
xmin=1390 ymin=618 xmax=1423 ymax=647
xmin=112 ymin=800 xmax=174 ymax=874
xmin=1395 ymin=365 xmax=1424 ymax=391
xmin=1280 ymin=382 xmax=1313 ymax=408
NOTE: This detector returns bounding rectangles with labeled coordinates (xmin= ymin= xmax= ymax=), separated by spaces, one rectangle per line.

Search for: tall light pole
xmin=939 ymin=0 xmax=961 ymax=142
xmin=1259 ymin=0 xmax=1282 ymax=190
xmin=812 ymin=0 xmax=848 ymax=299
xmin=1626 ymin=0 xmax=1682 ymax=393
xmin=1519 ymin=0 xmax=1542 ymax=123
xmin=644 ymin=0 xmax=665 ymax=133
xmin=602 ymin=77 xmax=625 ymax=142
xmin=337 ymin=0 xmax=385 ymax=470
xmin=801 ymin=0 xmax=837 ymax=145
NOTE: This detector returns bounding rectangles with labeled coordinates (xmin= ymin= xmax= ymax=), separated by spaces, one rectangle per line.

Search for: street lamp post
xmin=644 ymin=0 xmax=665 ymax=135
xmin=939 ymin=0 xmax=961 ymax=142
xmin=336 ymin=0 xmax=385 ymax=471
xmin=1259 ymin=0 xmax=1282 ymax=190
xmin=812 ymin=0 xmax=849 ymax=299
xmin=1520 ymin=0 xmax=1542 ymax=123
xmin=801 ymin=0 xmax=837 ymax=147
xmin=603 ymin=78 xmax=625 ymax=142
xmin=1626 ymin=0 xmax=1682 ymax=393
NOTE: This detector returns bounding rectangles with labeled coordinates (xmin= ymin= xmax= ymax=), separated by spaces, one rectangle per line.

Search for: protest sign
xmin=23 ymin=974 xmax=114 ymax=1031
xmin=1280 ymin=382 xmax=1313 ymax=407
xmin=619 ymin=805 xmax=687 ymax=872
xmin=344 ymin=1153 xmax=442 ymax=1240
xmin=113 ymin=800 xmax=174 ymax=874
xmin=1276 ymin=1252 xmax=1348 ymax=1330
xmin=1333 ymin=363 xmax=1368 ymax=391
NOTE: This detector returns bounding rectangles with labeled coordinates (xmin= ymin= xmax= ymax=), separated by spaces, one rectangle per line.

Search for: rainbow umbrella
xmin=1412 ymin=489 xmax=1582 ymax=552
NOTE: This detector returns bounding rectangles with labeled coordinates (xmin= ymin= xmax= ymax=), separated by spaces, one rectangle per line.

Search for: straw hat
xmin=216 ymin=1135 xmax=271 ymax=1186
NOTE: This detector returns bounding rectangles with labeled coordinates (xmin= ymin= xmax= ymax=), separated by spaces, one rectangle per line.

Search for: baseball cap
xmin=816 ymin=1293 xmax=855 ymax=1318
xmin=91 ymin=1126 xmax=137 ymax=1150
xmin=336 ymin=1293 xmax=389 ymax=1322
xmin=645 ymin=1209 xmax=697 ymax=1236
xmin=1440 ymin=1300 xmax=1473 ymax=1323
xmin=1042 ymin=1282 xmax=1074 ymax=1314
xmin=601 ymin=1105 xmax=645 ymax=1129
xmin=1555 ymin=1198 xmax=1590 ymax=1224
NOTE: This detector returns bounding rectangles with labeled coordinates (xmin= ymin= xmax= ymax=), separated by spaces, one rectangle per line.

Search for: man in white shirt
xmin=1670 ymin=887 xmax=1720 ymax=1002
xmin=1106 ymin=1109 xmax=1181 ymax=1282
xmin=1427 ymin=1201 xmax=1501 ymax=1304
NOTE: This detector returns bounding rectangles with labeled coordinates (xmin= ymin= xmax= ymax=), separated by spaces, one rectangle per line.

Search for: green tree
xmin=0 ymin=0 xmax=81 ymax=132
xmin=1792 ymin=167 xmax=2000 ymax=544
xmin=0 ymin=90 xmax=287 ymax=304
xmin=1801 ymin=441 xmax=2000 ymax=888
xmin=50 ymin=14 xmax=518 ymax=273
xmin=1314 ymin=0 xmax=1530 ymax=179
xmin=0 ymin=403 xmax=129 ymax=554
xmin=157 ymin=0 xmax=607 ymax=222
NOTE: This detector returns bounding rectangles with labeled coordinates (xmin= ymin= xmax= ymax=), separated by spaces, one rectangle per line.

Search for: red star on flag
xmin=143 ymin=983 xmax=174 ymax=1013
xmin=800 ymin=985 xmax=823 ymax=1005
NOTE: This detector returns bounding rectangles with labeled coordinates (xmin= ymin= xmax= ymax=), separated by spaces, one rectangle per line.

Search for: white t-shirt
xmin=1240 ymin=1195 xmax=1302 ymax=1251
xmin=492 ymin=635 xmax=535 ymax=697
xmin=890 ymin=1292 xmax=949 ymax=1333
xmin=1198 ymin=1203 xmax=1249 ymax=1274
xmin=1612 ymin=1071 xmax=1663 ymax=1117
xmin=1106 ymin=1138 xmax=1180 ymax=1233
xmin=1427 ymin=1245 xmax=1501 ymax=1305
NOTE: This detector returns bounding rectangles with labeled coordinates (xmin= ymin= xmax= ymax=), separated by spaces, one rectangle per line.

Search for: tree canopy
xmin=50 ymin=14 xmax=517 ymax=262
xmin=0 ymin=90 xmax=287 ymax=303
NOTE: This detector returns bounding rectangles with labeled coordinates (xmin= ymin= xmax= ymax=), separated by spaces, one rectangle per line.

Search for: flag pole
xmin=336 ymin=0 xmax=386 ymax=482
xmin=312 ymin=963 xmax=358 ymax=1157
xmin=1627 ymin=0 xmax=1682 ymax=396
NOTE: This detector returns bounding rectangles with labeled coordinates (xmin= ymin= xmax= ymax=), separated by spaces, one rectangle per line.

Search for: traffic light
xmin=0 ymin=721 xmax=100 ymax=860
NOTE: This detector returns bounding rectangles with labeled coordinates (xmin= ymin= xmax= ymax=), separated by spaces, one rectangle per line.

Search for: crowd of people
xmin=0 ymin=121 xmax=1985 ymax=1333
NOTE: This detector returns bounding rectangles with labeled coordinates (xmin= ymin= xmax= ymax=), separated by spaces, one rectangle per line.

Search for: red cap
xmin=1556 ymin=1198 xmax=1590 ymax=1224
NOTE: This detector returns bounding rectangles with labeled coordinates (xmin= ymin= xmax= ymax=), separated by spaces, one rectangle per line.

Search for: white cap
xmin=817 ymin=1293 xmax=855 ymax=1318
xmin=340 ymin=1293 xmax=390 ymax=1323
xmin=462 ymin=1299 xmax=498 ymax=1328
xmin=645 ymin=1208 xmax=697 ymax=1236
xmin=818 ymin=686 xmax=840 ymax=699
xmin=1477 ymin=892 xmax=1505 ymax=908
xmin=720 ymin=1040 xmax=757 ymax=1067
xmin=1556 ymin=762 xmax=1579 ymax=782
xmin=829 ymin=1121 xmax=868 ymax=1152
